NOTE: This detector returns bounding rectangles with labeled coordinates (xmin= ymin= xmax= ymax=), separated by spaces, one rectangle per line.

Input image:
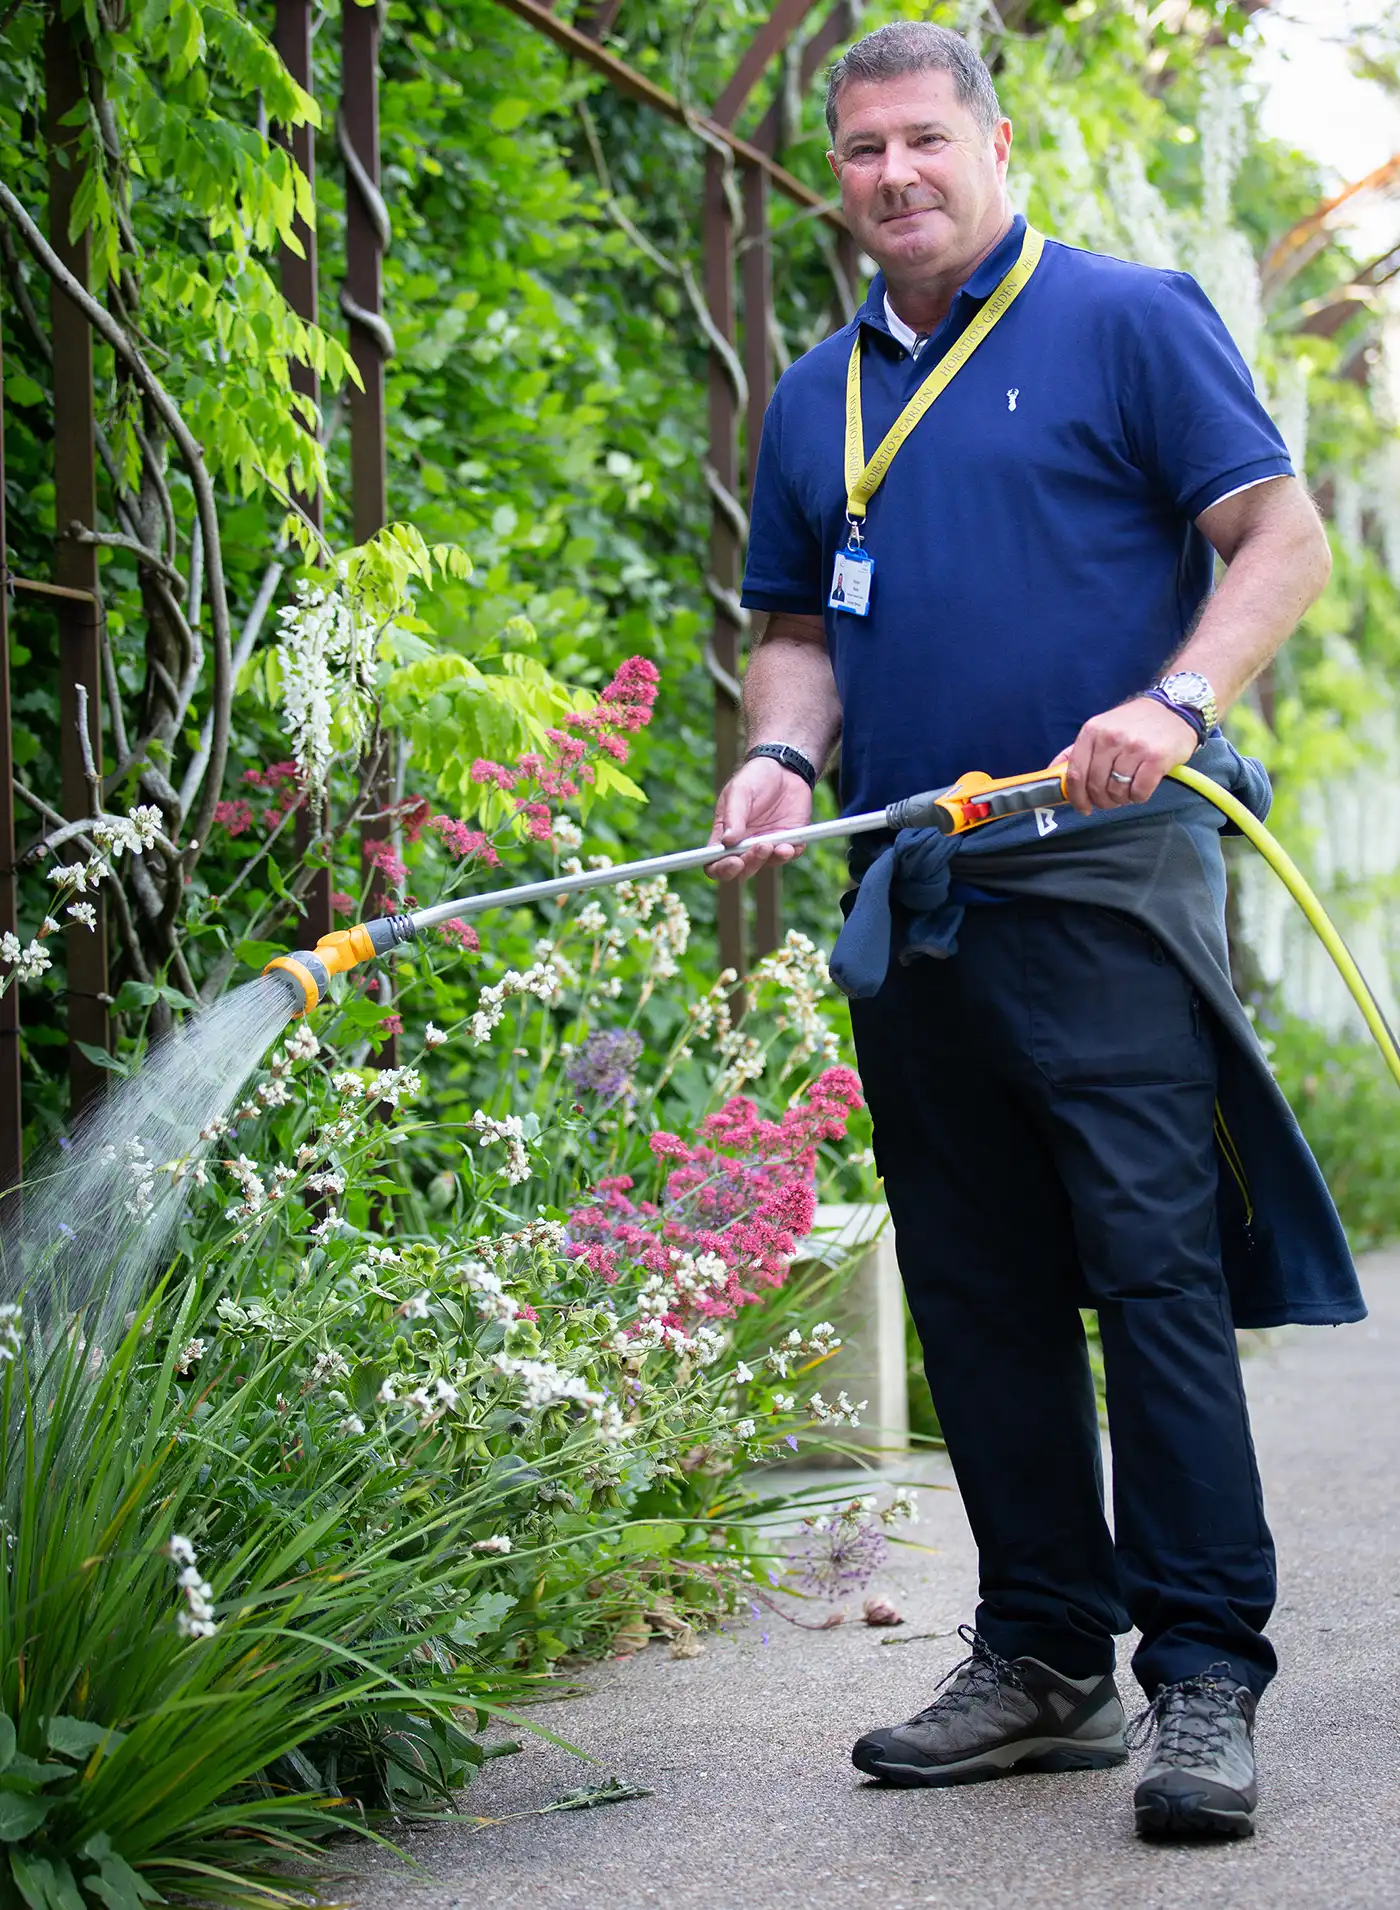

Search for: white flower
xmin=283 ymin=1022 xmax=320 ymax=1063
xmin=808 ymin=1389 xmax=867 ymax=1428
xmin=338 ymin=1412 xmax=367 ymax=1436
xmin=0 ymin=1304 xmax=21 ymax=1363
xmin=734 ymin=1360 xmax=754 ymax=1384
xmin=494 ymin=1353 xmax=604 ymax=1413
xmin=397 ymin=1293 xmax=431 ymax=1320
xmin=2 ymin=938 xmax=51 ymax=983
xmin=423 ymin=1022 xmax=448 ymax=1050
xmin=332 ymin=1070 xmax=366 ymax=1099
xmin=734 ymin=1418 xmax=756 ymax=1440
xmin=471 ymin=1535 xmax=512 ymax=1554
xmin=369 ymin=1066 xmax=421 ymax=1111
xmin=66 ymin=901 xmax=97 ymax=930
xmin=772 ymin=1392 xmax=795 ymax=1413
xmin=166 ymin=1533 xmax=197 ymax=1567
xmin=0 ymin=933 xmax=17 ymax=964
xmin=174 ymin=1338 xmax=206 ymax=1376
xmin=466 ymin=1109 xmax=531 ymax=1184
xmin=552 ymin=817 xmax=583 ymax=851
xmin=276 ymin=579 xmax=375 ymax=796
xmin=169 ymin=1540 xmax=218 ymax=1640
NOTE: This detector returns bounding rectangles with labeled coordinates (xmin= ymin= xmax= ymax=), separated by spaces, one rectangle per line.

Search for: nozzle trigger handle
xmin=884 ymin=787 xmax=956 ymax=833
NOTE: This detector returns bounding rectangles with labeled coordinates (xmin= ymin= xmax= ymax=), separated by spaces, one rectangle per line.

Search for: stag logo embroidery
xmin=1007 ymin=387 xmax=1020 ymax=413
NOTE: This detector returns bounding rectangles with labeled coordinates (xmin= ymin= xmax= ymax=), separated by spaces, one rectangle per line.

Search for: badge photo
xmin=829 ymin=546 xmax=874 ymax=616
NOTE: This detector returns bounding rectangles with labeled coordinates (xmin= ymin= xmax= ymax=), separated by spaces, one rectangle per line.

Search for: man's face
xmin=827 ymin=69 xmax=1012 ymax=279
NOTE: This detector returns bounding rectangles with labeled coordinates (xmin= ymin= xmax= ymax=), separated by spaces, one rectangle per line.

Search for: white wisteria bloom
xmin=276 ymin=579 xmax=376 ymax=796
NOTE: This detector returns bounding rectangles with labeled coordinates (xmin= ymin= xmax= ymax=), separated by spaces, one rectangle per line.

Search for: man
xmin=709 ymin=21 xmax=1362 ymax=1843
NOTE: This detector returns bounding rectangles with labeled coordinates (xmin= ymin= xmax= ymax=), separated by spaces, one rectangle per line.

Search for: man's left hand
xmin=1056 ymin=695 xmax=1200 ymax=816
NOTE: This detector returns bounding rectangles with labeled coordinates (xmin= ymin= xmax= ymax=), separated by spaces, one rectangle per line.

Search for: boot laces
xmin=1125 ymin=1663 xmax=1242 ymax=1764
xmin=911 ymin=1625 xmax=1027 ymax=1723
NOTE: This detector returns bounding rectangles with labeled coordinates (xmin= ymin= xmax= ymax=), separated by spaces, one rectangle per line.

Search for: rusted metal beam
xmin=753 ymin=0 xmax=855 ymax=155
xmin=341 ymin=0 xmax=397 ymax=1066
xmin=491 ymin=0 xmax=842 ymax=228
xmin=274 ymin=0 xmax=332 ymax=948
xmin=575 ymin=0 xmax=625 ymax=38
xmin=0 ymin=328 xmax=20 ymax=1194
xmin=46 ymin=5 xmax=109 ymax=1118
xmin=713 ymin=0 xmax=818 ymax=129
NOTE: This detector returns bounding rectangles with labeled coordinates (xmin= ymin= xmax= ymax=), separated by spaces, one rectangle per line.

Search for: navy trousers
xmin=848 ymin=894 xmax=1276 ymax=1697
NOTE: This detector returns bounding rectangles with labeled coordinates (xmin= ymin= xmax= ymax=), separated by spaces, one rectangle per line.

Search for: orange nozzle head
xmin=263 ymin=922 xmax=383 ymax=1018
xmin=264 ymin=953 xmax=322 ymax=1017
xmin=310 ymin=924 xmax=377 ymax=978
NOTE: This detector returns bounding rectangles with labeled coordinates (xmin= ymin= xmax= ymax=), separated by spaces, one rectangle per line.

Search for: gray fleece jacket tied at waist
xmin=829 ymin=735 xmax=1364 ymax=1331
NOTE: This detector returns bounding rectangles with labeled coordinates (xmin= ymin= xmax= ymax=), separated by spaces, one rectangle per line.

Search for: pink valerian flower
xmin=363 ymin=838 xmax=408 ymax=894
xmin=213 ymin=799 xmax=256 ymax=838
xmin=330 ymin=890 xmax=356 ymax=917
xmin=438 ymin=918 xmax=480 ymax=952
xmin=471 ymin=759 xmax=519 ymax=791
xmin=241 ymin=760 xmax=306 ymax=826
xmin=565 ymin=1067 xmax=861 ymax=1324
xmin=396 ymin=796 xmax=432 ymax=844
xmin=516 ymin=802 xmax=554 ymax=842
xmin=431 ymin=816 xmax=501 ymax=866
xmin=381 ymin=1014 xmax=404 ymax=1035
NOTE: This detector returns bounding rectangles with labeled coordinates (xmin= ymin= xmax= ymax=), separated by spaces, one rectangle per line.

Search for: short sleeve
xmin=741 ymin=388 xmax=826 ymax=615
xmin=1126 ymin=273 xmax=1293 ymax=521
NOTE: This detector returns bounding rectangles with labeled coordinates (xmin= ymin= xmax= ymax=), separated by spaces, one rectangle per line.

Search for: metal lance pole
xmin=46 ymin=5 xmax=110 ymax=1117
xmin=274 ymin=0 xmax=333 ymax=948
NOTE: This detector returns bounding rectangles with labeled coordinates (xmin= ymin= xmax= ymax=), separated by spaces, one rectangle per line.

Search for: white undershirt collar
xmin=883 ymin=293 xmax=928 ymax=356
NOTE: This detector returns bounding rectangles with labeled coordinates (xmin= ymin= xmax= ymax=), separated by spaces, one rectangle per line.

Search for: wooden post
xmin=273 ymin=0 xmax=333 ymax=946
xmin=46 ymin=6 xmax=109 ymax=1116
xmin=741 ymin=160 xmax=780 ymax=958
xmin=0 ymin=327 xmax=20 ymax=1193
xmin=341 ymin=0 xmax=397 ymax=1063
xmin=703 ymin=150 xmax=746 ymax=987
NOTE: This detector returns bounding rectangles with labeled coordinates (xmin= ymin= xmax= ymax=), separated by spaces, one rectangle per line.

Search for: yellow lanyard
xmin=844 ymin=224 xmax=1045 ymax=532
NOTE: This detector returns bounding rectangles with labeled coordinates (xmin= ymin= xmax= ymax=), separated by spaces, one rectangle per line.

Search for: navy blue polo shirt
xmin=741 ymin=215 xmax=1293 ymax=819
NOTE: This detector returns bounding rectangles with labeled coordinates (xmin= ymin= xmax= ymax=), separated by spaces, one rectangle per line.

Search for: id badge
xmin=828 ymin=545 xmax=874 ymax=616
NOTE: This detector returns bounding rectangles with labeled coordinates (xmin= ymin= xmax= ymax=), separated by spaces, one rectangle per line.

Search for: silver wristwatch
xmin=1154 ymin=670 xmax=1218 ymax=734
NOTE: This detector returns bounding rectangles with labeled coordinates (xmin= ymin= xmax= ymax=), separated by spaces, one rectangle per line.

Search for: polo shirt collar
xmin=856 ymin=212 xmax=1028 ymax=344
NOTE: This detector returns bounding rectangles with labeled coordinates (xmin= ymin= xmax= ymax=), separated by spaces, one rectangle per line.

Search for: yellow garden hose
xmin=1168 ymin=763 xmax=1400 ymax=1093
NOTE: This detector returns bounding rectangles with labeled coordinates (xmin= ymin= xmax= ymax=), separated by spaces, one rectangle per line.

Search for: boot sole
xmin=1135 ymin=1789 xmax=1255 ymax=1841
xmin=853 ymin=1735 xmax=1129 ymax=1789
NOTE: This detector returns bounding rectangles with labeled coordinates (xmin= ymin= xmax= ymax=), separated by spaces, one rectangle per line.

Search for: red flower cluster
xmin=565 ymin=1067 xmax=863 ymax=1324
xmin=437 ymin=917 xmax=480 ymax=951
xmin=363 ymin=837 xmax=408 ymax=895
xmin=213 ymin=799 xmax=256 ymax=838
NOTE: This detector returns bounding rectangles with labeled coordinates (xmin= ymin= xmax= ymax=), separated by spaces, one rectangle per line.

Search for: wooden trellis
xmin=0 ymin=0 xmax=859 ymax=1183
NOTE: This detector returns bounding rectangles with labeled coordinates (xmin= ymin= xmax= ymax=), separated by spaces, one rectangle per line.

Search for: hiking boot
xmin=851 ymin=1625 xmax=1128 ymax=1788
xmin=1129 ymin=1665 xmax=1258 ymax=1841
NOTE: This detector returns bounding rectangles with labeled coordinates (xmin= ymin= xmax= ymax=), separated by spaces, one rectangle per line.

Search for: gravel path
xmin=341 ymin=1250 xmax=1400 ymax=1910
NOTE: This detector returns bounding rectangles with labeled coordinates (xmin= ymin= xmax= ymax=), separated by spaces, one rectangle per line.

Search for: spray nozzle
xmin=264 ymin=914 xmax=419 ymax=1016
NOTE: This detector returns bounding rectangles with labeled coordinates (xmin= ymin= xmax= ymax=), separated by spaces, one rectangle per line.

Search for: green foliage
xmin=1267 ymin=1012 xmax=1400 ymax=1249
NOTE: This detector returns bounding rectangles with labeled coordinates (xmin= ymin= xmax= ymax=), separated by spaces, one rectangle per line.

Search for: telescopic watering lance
xmin=263 ymin=760 xmax=1400 ymax=1095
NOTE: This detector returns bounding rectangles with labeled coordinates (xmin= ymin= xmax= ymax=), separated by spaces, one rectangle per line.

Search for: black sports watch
xmin=744 ymin=743 xmax=818 ymax=789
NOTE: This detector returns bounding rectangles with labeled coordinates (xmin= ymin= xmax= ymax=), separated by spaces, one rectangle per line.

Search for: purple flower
xmin=785 ymin=1435 xmax=799 ymax=1452
xmin=565 ymin=1030 xmax=644 ymax=1102
xmin=790 ymin=1511 xmax=888 ymax=1599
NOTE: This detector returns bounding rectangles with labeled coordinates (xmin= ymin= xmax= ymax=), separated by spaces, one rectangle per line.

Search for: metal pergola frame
xmin=0 ymin=0 xmax=858 ymax=1181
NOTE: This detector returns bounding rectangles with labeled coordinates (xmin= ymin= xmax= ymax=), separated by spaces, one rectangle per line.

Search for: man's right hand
xmin=706 ymin=758 xmax=814 ymax=882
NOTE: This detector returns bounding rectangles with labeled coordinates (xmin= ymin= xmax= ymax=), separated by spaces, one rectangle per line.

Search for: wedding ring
xmin=1109 ymin=769 xmax=1133 ymax=785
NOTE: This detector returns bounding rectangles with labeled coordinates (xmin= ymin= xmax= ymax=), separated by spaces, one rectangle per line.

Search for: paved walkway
xmin=343 ymin=1252 xmax=1400 ymax=1910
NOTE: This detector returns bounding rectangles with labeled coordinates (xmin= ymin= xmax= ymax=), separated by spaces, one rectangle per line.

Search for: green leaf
xmin=10 ymin=1852 xmax=56 ymax=1910
xmin=46 ymin=1716 xmax=125 ymax=1760
xmin=74 ymin=1042 xmax=132 ymax=1078
xmin=0 ymin=1717 xmax=14 ymax=1774
xmin=233 ymin=939 xmax=287 ymax=970
xmin=0 ymin=1791 xmax=52 ymax=1840
xmin=488 ymin=97 xmax=533 ymax=132
xmin=90 ymin=1849 xmax=161 ymax=1905
xmin=5 ymin=374 xmax=45 ymax=408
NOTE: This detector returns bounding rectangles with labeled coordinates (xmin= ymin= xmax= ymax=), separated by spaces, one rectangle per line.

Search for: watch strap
xmin=1143 ymin=687 xmax=1207 ymax=745
xmin=744 ymin=743 xmax=818 ymax=789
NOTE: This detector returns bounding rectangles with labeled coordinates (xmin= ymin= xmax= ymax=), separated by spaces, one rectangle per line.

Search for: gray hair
xmin=825 ymin=22 xmax=1001 ymax=141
